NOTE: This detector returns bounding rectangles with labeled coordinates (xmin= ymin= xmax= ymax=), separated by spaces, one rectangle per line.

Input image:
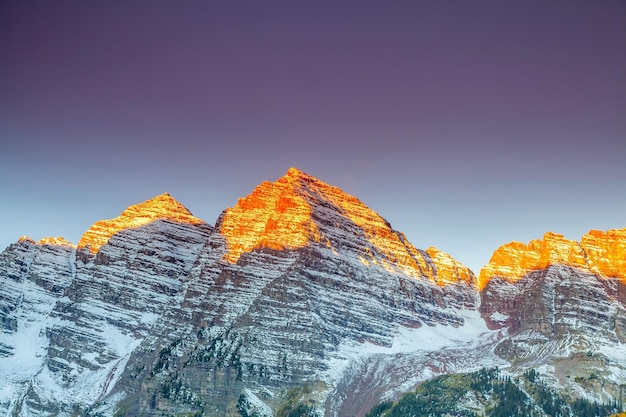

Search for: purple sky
xmin=1 ymin=1 xmax=625 ymax=272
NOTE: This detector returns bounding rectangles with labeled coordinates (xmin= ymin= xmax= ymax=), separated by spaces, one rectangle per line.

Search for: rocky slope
xmin=0 ymin=236 xmax=75 ymax=380
xmin=479 ymin=230 xmax=626 ymax=403
xmin=0 ymin=168 xmax=624 ymax=416
xmin=0 ymin=194 xmax=212 ymax=416
xmin=111 ymin=167 xmax=484 ymax=417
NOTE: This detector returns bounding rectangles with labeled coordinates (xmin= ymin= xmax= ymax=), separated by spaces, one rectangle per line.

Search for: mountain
xmin=112 ymin=167 xmax=485 ymax=417
xmin=478 ymin=230 xmax=626 ymax=404
xmin=0 ymin=168 xmax=624 ymax=417
xmin=0 ymin=193 xmax=213 ymax=416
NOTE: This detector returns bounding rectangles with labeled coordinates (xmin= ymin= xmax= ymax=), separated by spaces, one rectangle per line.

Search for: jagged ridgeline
xmin=0 ymin=168 xmax=625 ymax=417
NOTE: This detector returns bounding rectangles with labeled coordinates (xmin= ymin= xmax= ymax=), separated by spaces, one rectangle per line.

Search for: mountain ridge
xmin=77 ymin=192 xmax=206 ymax=254
xmin=1 ymin=167 xmax=624 ymax=417
xmin=16 ymin=168 xmax=476 ymax=286
xmin=479 ymin=229 xmax=626 ymax=289
xmin=16 ymin=169 xmax=623 ymax=285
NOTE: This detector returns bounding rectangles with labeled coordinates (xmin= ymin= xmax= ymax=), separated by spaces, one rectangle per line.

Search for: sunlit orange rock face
xmin=219 ymin=167 xmax=475 ymax=287
xmin=17 ymin=236 xmax=76 ymax=248
xmin=580 ymin=228 xmax=626 ymax=280
xmin=36 ymin=237 xmax=76 ymax=247
xmin=426 ymin=246 xmax=474 ymax=286
xmin=478 ymin=229 xmax=626 ymax=289
xmin=218 ymin=170 xmax=322 ymax=262
xmin=78 ymin=193 xmax=204 ymax=253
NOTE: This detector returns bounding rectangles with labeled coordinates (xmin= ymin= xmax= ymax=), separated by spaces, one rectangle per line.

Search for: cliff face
xmin=479 ymin=230 xmax=626 ymax=290
xmin=0 ymin=195 xmax=212 ymax=416
xmin=0 ymin=169 xmax=483 ymax=417
xmin=479 ymin=230 xmax=626 ymax=339
xmin=479 ymin=229 xmax=626 ymax=402
xmin=0 ymin=168 xmax=624 ymax=417
xmin=0 ymin=237 xmax=75 ymax=369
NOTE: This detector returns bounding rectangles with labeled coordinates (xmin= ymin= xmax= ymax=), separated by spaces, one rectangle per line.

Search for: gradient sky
xmin=1 ymin=1 xmax=625 ymax=273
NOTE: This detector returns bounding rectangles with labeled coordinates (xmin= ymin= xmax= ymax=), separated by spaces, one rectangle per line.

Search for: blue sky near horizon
xmin=1 ymin=1 xmax=625 ymax=273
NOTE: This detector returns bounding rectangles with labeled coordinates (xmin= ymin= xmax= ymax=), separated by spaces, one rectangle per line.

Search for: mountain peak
xmin=478 ymin=227 xmax=626 ymax=289
xmin=285 ymin=166 xmax=307 ymax=179
xmin=78 ymin=193 xmax=205 ymax=253
xmin=219 ymin=167 xmax=381 ymax=263
xmin=218 ymin=168 xmax=475 ymax=287
xmin=218 ymin=168 xmax=321 ymax=262
xmin=277 ymin=167 xmax=320 ymax=186
xmin=17 ymin=236 xmax=35 ymax=244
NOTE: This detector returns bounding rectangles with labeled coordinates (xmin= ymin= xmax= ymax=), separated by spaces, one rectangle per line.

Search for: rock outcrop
xmin=479 ymin=229 xmax=626 ymax=338
xmin=479 ymin=229 xmax=626 ymax=402
xmin=478 ymin=230 xmax=626 ymax=290
xmin=78 ymin=192 xmax=205 ymax=254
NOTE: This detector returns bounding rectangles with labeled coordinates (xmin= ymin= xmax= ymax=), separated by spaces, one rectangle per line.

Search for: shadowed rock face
xmin=0 ymin=169 xmax=624 ymax=417
xmin=481 ymin=265 xmax=626 ymax=342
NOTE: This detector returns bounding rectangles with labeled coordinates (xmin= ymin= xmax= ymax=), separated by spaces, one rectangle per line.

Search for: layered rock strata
xmin=114 ymin=168 xmax=481 ymax=416
xmin=480 ymin=230 xmax=626 ymax=339
xmin=0 ymin=168 xmax=624 ymax=416
xmin=479 ymin=229 xmax=626 ymax=402
xmin=0 ymin=195 xmax=212 ymax=416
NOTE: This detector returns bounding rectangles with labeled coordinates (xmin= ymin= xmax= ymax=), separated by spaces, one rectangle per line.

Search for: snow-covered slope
xmin=0 ymin=237 xmax=76 ymax=414
xmin=0 ymin=196 xmax=212 ymax=416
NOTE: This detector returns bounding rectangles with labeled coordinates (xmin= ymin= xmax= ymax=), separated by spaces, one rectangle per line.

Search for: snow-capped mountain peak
xmin=219 ymin=168 xmax=474 ymax=287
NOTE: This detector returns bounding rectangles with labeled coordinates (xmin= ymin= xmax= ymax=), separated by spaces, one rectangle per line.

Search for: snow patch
xmin=323 ymin=309 xmax=496 ymax=384
xmin=239 ymin=388 xmax=273 ymax=417
xmin=490 ymin=312 xmax=509 ymax=323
